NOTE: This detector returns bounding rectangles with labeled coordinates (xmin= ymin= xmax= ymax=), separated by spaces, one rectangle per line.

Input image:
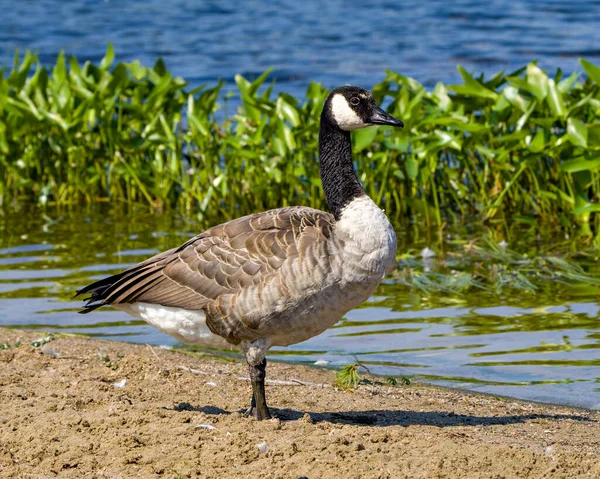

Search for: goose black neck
xmin=319 ymin=120 xmax=365 ymax=221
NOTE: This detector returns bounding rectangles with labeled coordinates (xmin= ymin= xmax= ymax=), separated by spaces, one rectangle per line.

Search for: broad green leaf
xmin=546 ymin=78 xmax=565 ymax=118
xmin=527 ymin=129 xmax=545 ymax=153
xmin=448 ymin=122 xmax=489 ymax=133
xmin=581 ymin=58 xmax=600 ymax=85
xmin=432 ymin=82 xmax=451 ymax=110
xmin=588 ymin=127 xmax=600 ymax=147
xmin=127 ymin=60 xmax=146 ymax=80
xmin=53 ymin=51 xmax=66 ymax=84
xmin=272 ymin=137 xmax=286 ymax=157
xmin=99 ymin=43 xmax=115 ymax=70
xmin=108 ymin=63 xmax=128 ymax=91
xmin=154 ymin=58 xmax=167 ymax=76
xmin=516 ymin=101 xmax=536 ymax=131
xmin=526 ymin=64 xmax=548 ymax=101
xmin=531 ymin=118 xmax=554 ymax=129
xmin=353 ymin=126 xmax=379 ymax=153
xmin=17 ymin=90 xmax=42 ymax=119
xmin=572 ymin=204 xmax=600 ymax=214
xmin=506 ymin=76 xmax=533 ymax=94
xmin=406 ymin=158 xmax=419 ymax=179
xmin=494 ymin=92 xmax=511 ymax=112
xmin=434 ymin=130 xmax=461 ymax=150
xmin=567 ymin=92 xmax=594 ymax=116
xmin=0 ymin=123 xmax=8 ymax=154
xmin=158 ymin=113 xmax=176 ymax=143
xmin=559 ymin=157 xmax=600 ymax=173
xmin=249 ymin=67 xmax=273 ymax=96
xmin=278 ymin=123 xmax=295 ymax=151
xmin=502 ymin=85 xmax=528 ymax=112
xmin=448 ymin=66 xmax=498 ymax=100
xmin=276 ymin=97 xmax=300 ymax=127
xmin=567 ymin=118 xmax=588 ymax=148
xmin=558 ymin=71 xmax=579 ymax=93
xmin=38 ymin=107 xmax=69 ymax=130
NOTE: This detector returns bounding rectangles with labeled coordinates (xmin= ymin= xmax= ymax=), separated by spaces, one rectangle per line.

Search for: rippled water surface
xmin=2 ymin=0 xmax=600 ymax=93
xmin=2 ymin=208 xmax=600 ymax=409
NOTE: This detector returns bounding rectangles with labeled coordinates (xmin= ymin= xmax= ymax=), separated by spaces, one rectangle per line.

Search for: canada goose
xmin=77 ymin=86 xmax=404 ymax=420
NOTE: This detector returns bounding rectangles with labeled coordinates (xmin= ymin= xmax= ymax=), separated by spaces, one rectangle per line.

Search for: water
xmin=2 ymin=207 xmax=600 ymax=409
xmin=2 ymin=0 xmax=600 ymax=96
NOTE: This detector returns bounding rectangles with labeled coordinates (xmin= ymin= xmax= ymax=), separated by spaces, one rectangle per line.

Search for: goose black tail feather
xmin=76 ymin=245 xmax=178 ymax=314
xmin=76 ymin=267 xmax=145 ymax=314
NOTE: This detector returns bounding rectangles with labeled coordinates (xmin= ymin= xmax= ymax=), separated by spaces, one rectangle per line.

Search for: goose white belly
xmin=116 ymin=302 xmax=232 ymax=350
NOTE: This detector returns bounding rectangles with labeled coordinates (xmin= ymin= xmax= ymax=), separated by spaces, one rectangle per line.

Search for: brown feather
xmin=78 ymin=206 xmax=336 ymax=342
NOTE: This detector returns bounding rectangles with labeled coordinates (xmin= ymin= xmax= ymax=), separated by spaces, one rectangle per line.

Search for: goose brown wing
xmin=78 ymin=206 xmax=335 ymax=314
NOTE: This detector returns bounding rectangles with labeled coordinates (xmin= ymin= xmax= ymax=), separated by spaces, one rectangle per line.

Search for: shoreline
xmin=1 ymin=328 xmax=599 ymax=478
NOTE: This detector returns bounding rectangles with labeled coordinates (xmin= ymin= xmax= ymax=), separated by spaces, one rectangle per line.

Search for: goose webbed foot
xmin=243 ymin=358 xmax=271 ymax=421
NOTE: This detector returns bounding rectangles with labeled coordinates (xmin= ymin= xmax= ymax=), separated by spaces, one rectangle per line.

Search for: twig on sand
xmin=146 ymin=344 xmax=162 ymax=362
xmin=237 ymin=377 xmax=330 ymax=388
xmin=178 ymin=365 xmax=211 ymax=376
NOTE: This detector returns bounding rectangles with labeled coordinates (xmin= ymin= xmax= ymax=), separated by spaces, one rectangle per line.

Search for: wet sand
xmin=0 ymin=328 xmax=598 ymax=478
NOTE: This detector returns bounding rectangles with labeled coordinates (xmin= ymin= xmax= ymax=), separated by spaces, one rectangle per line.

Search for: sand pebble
xmin=257 ymin=441 xmax=269 ymax=454
xmin=545 ymin=446 xmax=556 ymax=460
xmin=112 ymin=379 xmax=127 ymax=388
xmin=196 ymin=424 xmax=216 ymax=430
xmin=40 ymin=343 xmax=60 ymax=357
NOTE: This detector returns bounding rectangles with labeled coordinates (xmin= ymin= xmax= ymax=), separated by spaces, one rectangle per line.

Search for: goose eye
xmin=349 ymin=97 xmax=360 ymax=106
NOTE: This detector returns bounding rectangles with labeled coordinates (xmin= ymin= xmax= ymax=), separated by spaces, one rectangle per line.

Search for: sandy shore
xmin=0 ymin=328 xmax=598 ymax=479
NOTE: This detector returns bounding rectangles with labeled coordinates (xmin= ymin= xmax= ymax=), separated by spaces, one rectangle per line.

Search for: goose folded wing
xmin=80 ymin=207 xmax=334 ymax=314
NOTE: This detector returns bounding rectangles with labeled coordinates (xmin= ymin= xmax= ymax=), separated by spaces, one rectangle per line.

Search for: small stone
xmin=41 ymin=344 xmax=60 ymax=357
xmin=112 ymin=379 xmax=127 ymax=389
xmin=196 ymin=424 xmax=215 ymax=430
xmin=257 ymin=440 xmax=269 ymax=454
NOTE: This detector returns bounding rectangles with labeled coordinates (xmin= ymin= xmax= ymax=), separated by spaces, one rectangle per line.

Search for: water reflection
xmin=1 ymin=207 xmax=600 ymax=409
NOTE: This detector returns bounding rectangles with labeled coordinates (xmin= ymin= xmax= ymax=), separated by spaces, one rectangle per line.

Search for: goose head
xmin=324 ymin=86 xmax=404 ymax=132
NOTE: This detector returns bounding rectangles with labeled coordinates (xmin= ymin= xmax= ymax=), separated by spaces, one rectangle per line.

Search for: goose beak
xmin=368 ymin=106 xmax=404 ymax=128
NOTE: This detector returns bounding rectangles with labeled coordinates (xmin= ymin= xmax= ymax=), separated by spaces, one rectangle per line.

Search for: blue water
xmin=2 ymin=0 xmax=600 ymax=95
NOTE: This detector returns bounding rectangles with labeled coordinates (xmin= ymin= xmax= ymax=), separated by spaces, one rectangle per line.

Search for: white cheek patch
xmin=331 ymin=94 xmax=365 ymax=131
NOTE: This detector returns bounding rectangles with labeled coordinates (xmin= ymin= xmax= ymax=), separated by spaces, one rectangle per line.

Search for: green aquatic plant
xmin=0 ymin=334 xmax=54 ymax=349
xmin=334 ymin=363 xmax=362 ymax=389
xmin=98 ymin=351 xmax=123 ymax=370
xmin=394 ymin=234 xmax=600 ymax=295
xmin=29 ymin=333 xmax=55 ymax=348
xmin=334 ymin=359 xmax=411 ymax=389
xmin=3 ymin=46 xmax=600 ymax=235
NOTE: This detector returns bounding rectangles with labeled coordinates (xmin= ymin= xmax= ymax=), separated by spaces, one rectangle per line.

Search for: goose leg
xmin=244 ymin=358 xmax=271 ymax=420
